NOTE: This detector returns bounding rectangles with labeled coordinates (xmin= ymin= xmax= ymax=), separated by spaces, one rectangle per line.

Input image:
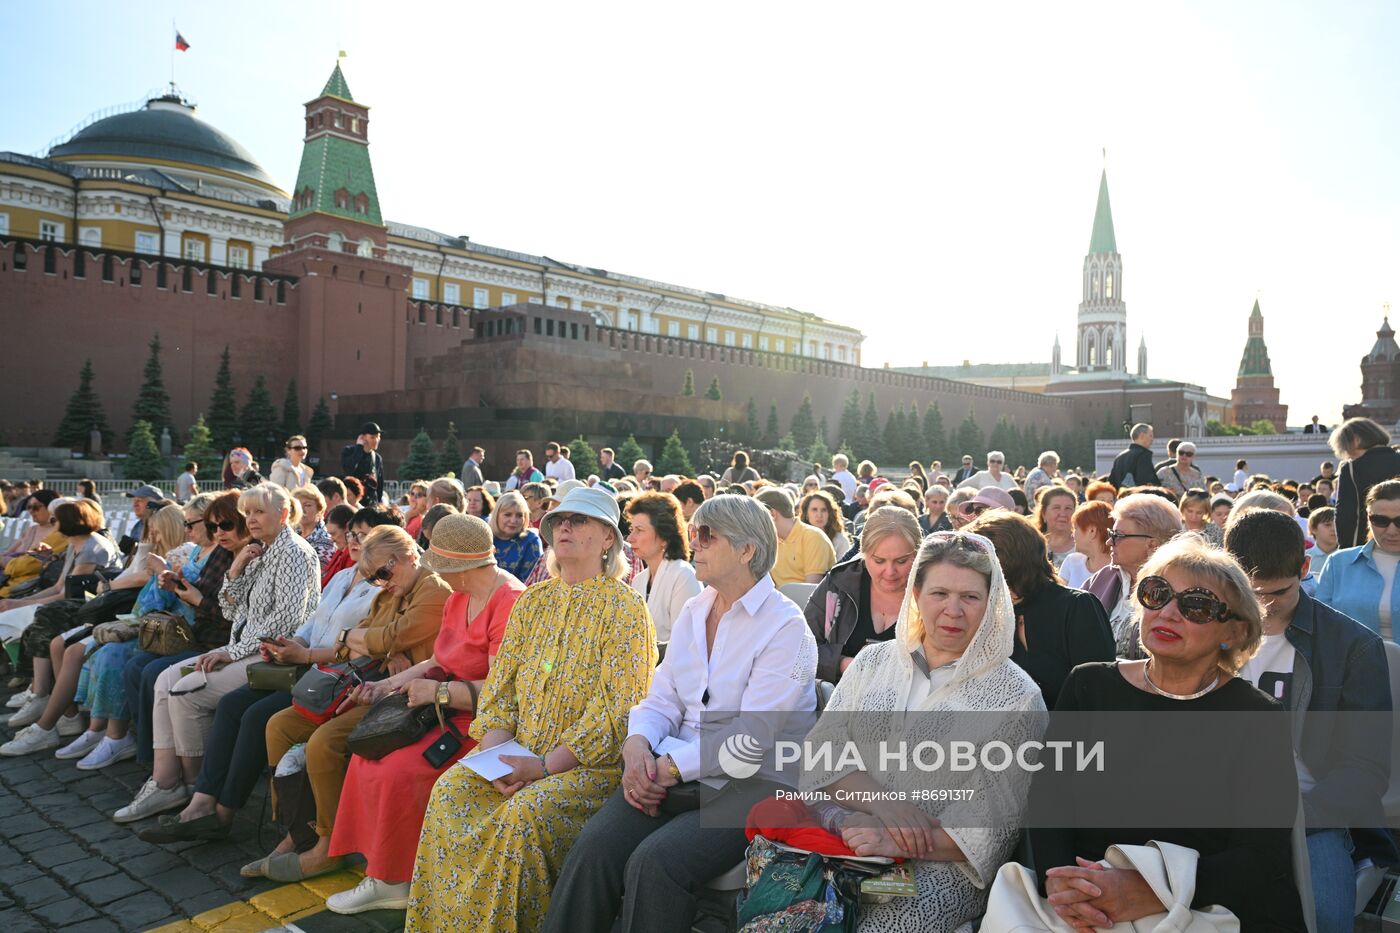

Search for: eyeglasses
xmin=551 ymin=513 xmax=593 ymax=530
xmin=184 ymin=519 xmax=202 ymax=529
xmin=962 ymin=503 xmax=991 ymax=517
xmin=989 ymin=459 xmax=1004 ymax=465
xmin=410 ymin=490 xmax=427 ymax=499
xmin=25 ymin=503 xmax=42 ymax=512
xmin=1136 ymin=575 xmax=1236 ymax=624
xmin=1106 ymin=529 xmax=1155 ymax=543
xmin=287 ymin=446 xmax=307 ymax=452
xmin=688 ymin=524 xmax=719 ymax=549
xmin=346 ymin=530 xmax=366 ymax=543
xmin=1369 ymin=514 xmax=1400 ymax=530
xmin=368 ymin=556 xmax=397 ymax=586
xmin=205 ymin=519 xmax=238 ymax=534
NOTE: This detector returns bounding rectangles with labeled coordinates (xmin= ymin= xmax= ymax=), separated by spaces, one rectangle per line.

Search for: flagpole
xmin=170 ymin=19 xmax=176 ymax=91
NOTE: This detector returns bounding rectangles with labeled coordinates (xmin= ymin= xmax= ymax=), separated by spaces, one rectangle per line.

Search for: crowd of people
xmin=0 ymin=414 xmax=1396 ymax=932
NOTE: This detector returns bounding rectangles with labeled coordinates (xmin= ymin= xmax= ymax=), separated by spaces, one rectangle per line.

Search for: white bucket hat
xmin=540 ymin=486 xmax=621 ymax=547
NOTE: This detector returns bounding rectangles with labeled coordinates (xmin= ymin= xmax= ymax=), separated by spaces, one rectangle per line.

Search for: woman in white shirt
xmin=269 ymin=436 xmax=315 ymax=492
xmin=625 ymin=493 xmax=702 ymax=649
xmin=542 ymin=494 xmax=818 ymax=933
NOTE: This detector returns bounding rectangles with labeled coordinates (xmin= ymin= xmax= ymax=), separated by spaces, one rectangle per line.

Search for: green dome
xmin=49 ymin=95 xmax=281 ymax=192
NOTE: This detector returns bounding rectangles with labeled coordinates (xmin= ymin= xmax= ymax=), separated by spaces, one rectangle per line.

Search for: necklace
xmin=1143 ymin=660 xmax=1219 ymax=700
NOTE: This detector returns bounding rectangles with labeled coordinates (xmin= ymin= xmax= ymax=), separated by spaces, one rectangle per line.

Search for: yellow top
xmin=772 ymin=521 xmax=837 ymax=588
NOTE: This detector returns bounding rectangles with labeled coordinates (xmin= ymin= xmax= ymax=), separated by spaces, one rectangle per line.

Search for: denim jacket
xmin=1314 ymin=541 xmax=1400 ymax=639
xmin=1283 ymin=591 xmax=1395 ymax=863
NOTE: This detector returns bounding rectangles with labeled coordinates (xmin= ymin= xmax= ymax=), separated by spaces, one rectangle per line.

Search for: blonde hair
xmin=859 ymin=507 xmax=921 ymax=557
xmin=1134 ymin=535 xmax=1263 ymax=675
xmin=357 ymin=525 xmax=419 ymax=576
xmin=238 ymin=482 xmax=293 ymax=523
xmin=292 ymin=486 xmax=327 ymax=514
xmin=145 ymin=503 xmax=187 ymax=555
xmin=489 ymin=490 xmax=529 ymax=539
xmin=184 ymin=492 xmax=218 ymax=519
xmin=1112 ymin=493 xmax=1184 ymax=542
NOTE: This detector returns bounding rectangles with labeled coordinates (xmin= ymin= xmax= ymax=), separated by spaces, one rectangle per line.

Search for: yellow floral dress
xmin=407 ymin=573 xmax=656 ymax=932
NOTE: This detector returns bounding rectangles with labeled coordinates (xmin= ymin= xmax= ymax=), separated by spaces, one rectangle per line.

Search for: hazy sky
xmin=7 ymin=1 xmax=1398 ymax=425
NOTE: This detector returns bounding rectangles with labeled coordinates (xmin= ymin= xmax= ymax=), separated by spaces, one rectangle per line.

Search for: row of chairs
xmin=0 ymin=510 xmax=139 ymax=553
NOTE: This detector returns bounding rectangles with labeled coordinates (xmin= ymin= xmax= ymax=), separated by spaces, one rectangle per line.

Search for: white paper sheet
xmin=457 ymin=739 xmax=538 ymax=782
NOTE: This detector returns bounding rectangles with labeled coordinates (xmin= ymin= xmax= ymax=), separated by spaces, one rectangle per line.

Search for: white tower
xmin=1137 ymin=335 xmax=1147 ymax=378
xmin=1076 ymin=169 xmax=1128 ymax=375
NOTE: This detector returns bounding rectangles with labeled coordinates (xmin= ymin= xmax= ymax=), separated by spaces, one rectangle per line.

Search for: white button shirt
xmin=627 ymin=574 xmax=818 ymax=784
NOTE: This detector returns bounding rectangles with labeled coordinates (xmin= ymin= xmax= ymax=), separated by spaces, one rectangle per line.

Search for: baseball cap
xmin=360 ymin=422 xmax=383 ymax=436
xmin=125 ymin=484 xmax=165 ymax=500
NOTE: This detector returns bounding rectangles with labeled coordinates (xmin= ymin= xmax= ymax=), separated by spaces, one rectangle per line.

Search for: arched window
xmin=1105 ymin=271 xmax=1114 ymax=299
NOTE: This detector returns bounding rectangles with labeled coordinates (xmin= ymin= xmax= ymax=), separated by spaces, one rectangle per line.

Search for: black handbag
xmin=347 ymin=692 xmax=438 ymax=760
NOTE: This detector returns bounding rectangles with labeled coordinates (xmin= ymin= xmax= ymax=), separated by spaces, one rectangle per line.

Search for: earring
xmin=1220 ymin=642 xmax=1230 ymax=650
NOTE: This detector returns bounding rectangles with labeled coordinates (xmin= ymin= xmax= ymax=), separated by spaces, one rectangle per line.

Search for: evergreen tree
xmin=280 ymin=378 xmax=301 ymax=442
xmin=181 ymin=415 xmax=218 ymax=468
xmin=1100 ymin=409 xmax=1120 ymax=441
xmin=657 ymin=430 xmax=695 ymax=475
xmin=437 ymin=421 xmax=463 ymax=477
xmin=816 ymin=416 xmax=830 ymax=452
xmin=837 ymin=439 xmax=855 ymax=462
xmin=130 ymin=333 xmax=174 ymax=443
xmin=806 ymin=437 xmax=832 ymax=466
xmin=777 ymin=432 xmax=797 ymax=453
xmin=861 ymin=392 xmax=883 ymax=465
xmin=399 ymin=428 xmax=438 ymax=481
xmin=922 ymin=401 xmax=946 ymax=464
xmin=764 ymin=404 xmax=780 ymax=447
xmin=566 ymin=436 xmax=600 ymax=479
xmin=306 ymin=397 xmax=333 ymax=452
xmin=1024 ymin=423 xmax=1042 ymax=465
xmin=790 ymin=392 xmax=817 ymax=450
xmin=882 ymin=409 xmax=900 ymax=465
xmin=704 ymin=377 xmax=723 ymax=401
xmin=989 ymin=416 xmax=1015 ymax=463
xmin=53 ymin=358 xmax=112 ymax=451
xmin=616 ymin=434 xmax=647 ymax=471
xmin=681 ymin=370 xmax=696 ymax=397
xmin=207 ymin=346 xmax=239 ymax=453
xmin=838 ymin=389 xmax=862 ymax=457
xmin=956 ymin=407 xmax=985 ymax=458
xmin=905 ymin=402 xmax=922 ymax=462
xmin=238 ymin=375 xmax=280 ymax=462
xmin=123 ymin=420 xmax=166 ymax=482
xmin=744 ymin=398 xmax=761 ymax=445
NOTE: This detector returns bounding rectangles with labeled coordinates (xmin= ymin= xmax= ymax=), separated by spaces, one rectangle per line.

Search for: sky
xmin=5 ymin=1 xmax=1398 ymax=425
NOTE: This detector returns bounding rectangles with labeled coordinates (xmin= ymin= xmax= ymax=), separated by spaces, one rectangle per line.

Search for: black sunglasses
xmin=184 ymin=519 xmax=202 ymax=529
xmin=368 ymin=556 xmax=397 ymax=586
xmin=1136 ymin=575 xmax=1235 ymax=624
xmin=287 ymin=445 xmax=307 ymax=451
xmin=1106 ymin=529 xmax=1154 ymax=543
xmin=1369 ymin=514 xmax=1400 ymax=530
xmin=205 ymin=519 xmax=238 ymax=533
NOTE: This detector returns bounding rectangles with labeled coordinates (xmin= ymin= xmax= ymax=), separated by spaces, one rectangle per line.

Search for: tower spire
xmin=1089 ymin=168 xmax=1117 ymax=255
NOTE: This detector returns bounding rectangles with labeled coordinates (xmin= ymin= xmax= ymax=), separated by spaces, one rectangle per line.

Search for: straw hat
xmin=420 ymin=513 xmax=497 ymax=573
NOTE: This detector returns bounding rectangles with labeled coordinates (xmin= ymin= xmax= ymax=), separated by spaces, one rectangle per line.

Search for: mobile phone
xmin=258 ymin=635 xmax=284 ymax=645
xmin=176 ymin=577 xmax=189 ymax=590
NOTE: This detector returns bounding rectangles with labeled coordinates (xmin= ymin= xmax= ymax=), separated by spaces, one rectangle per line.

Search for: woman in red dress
xmin=326 ymin=513 xmax=524 ymax=914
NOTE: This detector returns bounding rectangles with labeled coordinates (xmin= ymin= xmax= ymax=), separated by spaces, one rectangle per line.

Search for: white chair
xmin=778 ymin=582 xmax=818 ymax=611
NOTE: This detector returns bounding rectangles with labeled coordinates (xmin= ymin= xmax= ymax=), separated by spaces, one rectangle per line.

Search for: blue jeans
xmin=1307 ymin=828 xmax=1355 ymax=933
xmin=123 ymin=649 xmax=199 ymax=765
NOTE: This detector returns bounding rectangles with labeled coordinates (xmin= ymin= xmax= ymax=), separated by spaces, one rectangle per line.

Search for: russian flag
xmin=175 ymin=31 xmax=190 ymax=51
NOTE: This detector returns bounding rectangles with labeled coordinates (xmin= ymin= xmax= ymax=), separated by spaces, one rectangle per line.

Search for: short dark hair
xmin=545 ymin=441 xmax=560 ymax=454
xmin=965 ymin=511 xmax=1056 ymax=599
xmin=30 ymin=489 xmax=61 ymax=508
xmin=184 ymin=461 xmax=197 ymax=471
xmin=204 ymin=491 xmax=248 ymax=538
xmin=1236 ymin=459 xmax=1248 ymax=470
xmin=1166 ymin=438 xmax=1181 ymax=456
xmin=324 ymin=504 xmax=356 ymax=529
xmin=351 ymin=504 xmax=404 ymax=529
xmin=1308 ymin=506 xmax=1335 ymax=533
xmin=342 ymin=476 xmax=365 ymax=499
xmin=318 ymin=477 xmax=348 ymax=501
xmin=54 ymin=499 xmax=103 ymax=536
xmin=1225 ymin=508 xmax=1305 ymax=580
xmin=732 ymin=451 xmax=749 ymax=470
xmin=673 ymin=480 xmax=704 ymax=507
xmin=626 ymin=492 xmax=690 ymax=562
xmin=1367 ymin=479 xmax=1400 ymax=510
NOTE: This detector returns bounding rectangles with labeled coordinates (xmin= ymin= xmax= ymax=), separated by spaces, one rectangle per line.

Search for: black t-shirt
xmin=840 ymin=569 xmax=895 ymax=658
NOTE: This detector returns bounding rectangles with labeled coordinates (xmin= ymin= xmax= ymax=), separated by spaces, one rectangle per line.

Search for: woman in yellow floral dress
xmin=407 ymin=487 xmax=656 ymax=932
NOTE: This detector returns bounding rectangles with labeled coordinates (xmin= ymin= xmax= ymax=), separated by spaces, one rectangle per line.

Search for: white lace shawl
xmin=798 ymin=531 xmax=1048 ymax=889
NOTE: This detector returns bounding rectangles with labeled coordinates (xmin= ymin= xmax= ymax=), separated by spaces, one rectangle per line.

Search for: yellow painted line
xmin=144 ymin=868 xmax=364 ymax=933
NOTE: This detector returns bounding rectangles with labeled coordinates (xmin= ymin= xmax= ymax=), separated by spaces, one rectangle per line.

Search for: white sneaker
xmin=77 ymin=735 xmax=136 ymax=771
xmin=326 ymin=876 xmax=412 ymax=914
xmin=56 ymin=712 xmax=86 ymax=737
xmin=113 ymin=777 xmax=188 ymax=822
xmin=55 ymin=730 xmax=104 ymax=760
xmin=0 ymin=724 xmax=59 ymax=756
xmin=7 ymin=695 xmax=47 ymax=728
xmin=6 ymin=687 xmax=33 ymax=709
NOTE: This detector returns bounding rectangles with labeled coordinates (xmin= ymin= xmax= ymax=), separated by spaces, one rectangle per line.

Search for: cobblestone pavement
xmin=0 ymin=685 xmax=407 ymax=932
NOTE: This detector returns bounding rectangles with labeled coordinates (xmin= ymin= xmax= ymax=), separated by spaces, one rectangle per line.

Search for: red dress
xmin=329 ymin=577 xmax=523 ymax=881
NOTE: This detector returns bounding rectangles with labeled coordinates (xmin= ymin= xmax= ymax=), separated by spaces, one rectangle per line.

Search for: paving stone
xmin=0 ymin=794 xmax=29 ymax=816
xmin=0 ymin=843 xmax=24 ymax=868
xmin=8 ymin=875 xmax=67 ymax=908
xmin=32 ymin=894 xmax=100 ymax=927
xmin=46 ymin=803 xmax=107 ymax=828
xmin=0 ymin=861 xmax=43 ymax=886
xmin=75 ymin=870 xmax=146 ymax=905
xmin=87 ymin=790 xmax=135 ymax=811
xmin=70 ymin=775 xmax=112 ymax=796
xmin=2 ymin=812 xmax=48 ymax=836
xmin=60 ymin=919 xmax=119 ymax=933
xmin=184 ymin=841 xmax=257 ymax=873
xmin=148 ymin=864 xmax=221 ymax=901
xmin=107 ymin=891 xmax=178 ymax=928
xmin=0 ymin=908 xmax=46 ymax=933
xmin=10 ymin=778 xmax=56 ymax=798
xmin=125 ymin=848 xmax=185 ymax=876
xmin=70 ymin=818 xmax=129 ymax=843
xmin=251 ymin=883 xmax=324 ymax=920
xmin=210 ymin=861 xmax=278 ymax=895
xmin=0 ymin=895 xmax=11 ymax=910
xmin=30 ymin=842 xmax=88 ymax=868
xmin=91 ymin=832 xmax=161 ymax=861
xmin=294 ymin=911 xmax=380 ymax=933
xmin=52 ymin=855 xmax=119 ymax=882
xmin=30 ymin=790 xmax=83 ymax=812
xmin=182 ymin=887 xmax=242 ymax=916
xmin=190 ymin=900 xmax=256 ymax=927
xmin=0 ymin=764 xmax=46 ymax=786
xmin=12 ymin=828 xmax=67 ymax=854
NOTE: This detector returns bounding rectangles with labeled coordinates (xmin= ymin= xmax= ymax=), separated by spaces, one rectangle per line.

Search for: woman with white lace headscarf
xmin=799 ymin=530 xmax=1047 ymax=933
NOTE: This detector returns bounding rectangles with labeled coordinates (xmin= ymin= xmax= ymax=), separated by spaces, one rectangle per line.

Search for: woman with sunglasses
xmin=115 ymin=484 xmax=319 ymax=824
xmin=320 ymin=503 xmax=358 ymax=587
xmin=138 ymin=506 xmax=385 ymax=848
xmin=785 ymin=532 xmax=1045 ymax=933
xmin=407 ymin=487 xmax=655 ymax=931
xmin=402 ymin=481 xmax=430 ymax=539
xmin=996 ymin=536 xmax=1305 ymax=933
xmin=0 ymin=490 xmax=65 ymax=597
xmin=489 ymin=490 xmax=542 ymax=582
xmin=253 ymin=523 xmax=449 ymax=882
xmin=1083 ymin=494 xmax=1183 ymax=659
xmin=270 ymin=435 xmax=316 ymax=493
xmin=1317 ymin=479 xmax=1400 ymax=641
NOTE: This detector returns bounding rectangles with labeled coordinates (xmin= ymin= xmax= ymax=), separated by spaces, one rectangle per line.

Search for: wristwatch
xmin=435 ymin=681 xmax=452 ymax=708
xmin=663 ymin=754 xmax=682 ymax=782
xmin=334 ymin=628 xmax=351 ymax=661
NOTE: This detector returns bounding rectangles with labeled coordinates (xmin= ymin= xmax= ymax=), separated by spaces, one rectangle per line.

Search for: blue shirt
xmin=494 ymin=530 xmax=543 ymax=582
xmin=1315 ymin=541 xmax=1400 ymax=639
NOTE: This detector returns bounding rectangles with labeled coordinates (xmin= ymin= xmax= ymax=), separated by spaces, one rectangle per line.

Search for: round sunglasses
xmin=1135 ymin=575 xmax=1235 ymax=624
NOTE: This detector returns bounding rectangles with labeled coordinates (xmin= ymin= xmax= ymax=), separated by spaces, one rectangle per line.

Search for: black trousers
xmin=191 ymin=685 xmax=290 ymax=810
xmin=542 ymin=786 xmax=757 ymax=933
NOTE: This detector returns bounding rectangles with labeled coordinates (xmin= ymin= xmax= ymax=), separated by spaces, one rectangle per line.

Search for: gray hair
xmin=1329 ymin=417 xmax=1391 ymax=460
xmin=1130 ymin=422 xmax=1154 ymax=440
xmin=756 ymin=487 xmax=796 ymax=520
xmin=987 ymin=450 xmax=1006 ymax=463
xmin=429 ymin=477 xmax=466 ymax=510
xmin=860 ymin=507 xmax=922 ymax=556
xmin=946 ymin=486 xmax=978 ymax=512
xmin=1038 ymin=450 xmax=1060 ymax=467
xmin=1112 ymin=493 xmax=1184 ymax=541
xmin=238 ymin=482 xmax=293 ymax=524
xmin=694 ymin=494 xmax=778 ymax=579
xmin=634 ymin=459 xmax=653 ymax=474
xmin=1228 ymin=489 xmax=1294 ymax=522
xmin=1176 ymin=441 xmax=1197 ymax=456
